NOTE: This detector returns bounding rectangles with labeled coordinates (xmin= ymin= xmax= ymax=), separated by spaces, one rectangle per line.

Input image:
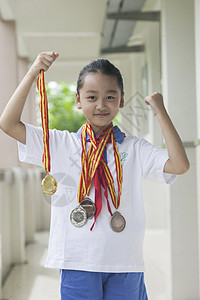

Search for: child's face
xmin=75 ymin=73 xmax=124 ymax=134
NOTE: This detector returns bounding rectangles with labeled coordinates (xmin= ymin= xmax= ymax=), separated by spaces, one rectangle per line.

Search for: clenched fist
xmin=144 ymin=92 xmax=166 ymax=116
xmin=28 ymin=52 xmax=59 ymax=78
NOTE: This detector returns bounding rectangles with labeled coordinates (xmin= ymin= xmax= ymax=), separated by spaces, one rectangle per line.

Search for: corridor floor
xmin=2 ymin=232 xmax=60 ymax=300
xmin=2 ymin=231 xmax=169 ymax=300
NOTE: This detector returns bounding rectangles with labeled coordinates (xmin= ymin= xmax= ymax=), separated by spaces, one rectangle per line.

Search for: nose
xmin=96 ymin=98 xmax=106 ymax=110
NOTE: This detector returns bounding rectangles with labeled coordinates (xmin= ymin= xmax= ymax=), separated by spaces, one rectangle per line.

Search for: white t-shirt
xmin=18 ymin=123 xmax=176 ymax=273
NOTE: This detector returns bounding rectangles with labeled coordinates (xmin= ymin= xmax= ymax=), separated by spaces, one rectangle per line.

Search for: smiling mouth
xmin=95 ymin=113 xmax=109 ymax=118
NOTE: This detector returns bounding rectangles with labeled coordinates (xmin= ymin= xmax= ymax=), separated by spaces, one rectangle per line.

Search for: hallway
xmin=2 ymin=232 xmax=60 ymax=300
xmin=2 ymin=230 xmax=169 ymax=300
xmin=1 ymin=0 xmax=200 ymax=299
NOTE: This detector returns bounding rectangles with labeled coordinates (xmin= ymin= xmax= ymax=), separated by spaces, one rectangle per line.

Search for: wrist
xmin=156 ymin=107 xmax=169 ymax=121
xmin=27 ymin=66 xmax=40 ymax=80
xmin=27 ymin=69 xmax=38 ymax=81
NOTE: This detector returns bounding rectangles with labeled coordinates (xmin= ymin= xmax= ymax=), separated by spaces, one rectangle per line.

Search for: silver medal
xmin=70 ymin=206 xmax=87 ymax=227
xmin=110 ymin=211 xmax=126 ymax=232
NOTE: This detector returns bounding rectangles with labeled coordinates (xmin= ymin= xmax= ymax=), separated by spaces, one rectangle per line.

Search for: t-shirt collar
xmin=76 ymin=124 xmax=125 ymax=144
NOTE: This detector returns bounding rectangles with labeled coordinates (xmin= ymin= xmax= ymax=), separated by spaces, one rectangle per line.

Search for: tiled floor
xmin=2 ymin=230 xmax=170 ymax=300
xmin=144 ymin=230 xmax=171 ymax=300
xmin=2 ymin=232 xmax=60 ymax=300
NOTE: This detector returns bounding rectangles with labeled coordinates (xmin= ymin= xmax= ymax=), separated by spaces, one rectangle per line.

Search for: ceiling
xmin=0 ymin=0 xmax=147 ymax=81
xmin=101 ymin=0 xmax=145 ymax=51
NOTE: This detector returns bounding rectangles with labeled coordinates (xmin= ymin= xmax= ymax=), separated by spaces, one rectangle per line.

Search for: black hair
xmin=76 ymin=59 xmax=124 ymax=95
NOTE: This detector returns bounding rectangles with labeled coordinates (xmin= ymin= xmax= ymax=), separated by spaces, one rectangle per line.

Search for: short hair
xmin=76 ymin=59 xmax=124 ymax=95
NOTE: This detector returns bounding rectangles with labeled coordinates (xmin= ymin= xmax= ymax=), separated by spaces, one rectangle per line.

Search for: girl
xmin=0 ymin=52 xmax=189 ymax=300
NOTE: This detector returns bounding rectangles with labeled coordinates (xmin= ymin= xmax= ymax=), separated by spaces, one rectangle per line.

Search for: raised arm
xmin=0 ymin=52 xmax=59 ymax=144
xmin=144 ymin=92 xmax=190 ymax=175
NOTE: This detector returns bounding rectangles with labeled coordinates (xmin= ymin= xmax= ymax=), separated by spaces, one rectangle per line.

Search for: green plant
xmin=37 ymin=81 xmax=86 ymax=132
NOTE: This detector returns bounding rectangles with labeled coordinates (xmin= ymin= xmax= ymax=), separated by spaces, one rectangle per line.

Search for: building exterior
xmin=0 ymin=0 xmax=200 ymax=299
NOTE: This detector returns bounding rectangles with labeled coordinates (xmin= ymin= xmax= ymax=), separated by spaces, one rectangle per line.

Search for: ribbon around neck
xmin=78 ymin=121 xmax=123 ymax=230
xmin=37 ymin=70 xmax=50 ymax=173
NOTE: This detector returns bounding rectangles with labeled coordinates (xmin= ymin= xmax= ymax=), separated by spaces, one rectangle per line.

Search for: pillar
xmin=0 ymin=172 xmax=3 ymax=296
xmin=10 ymin=168 xmax=25 ymax=264
xmin=0 ymin=15 xmax=19 ymax=168
xmin=0 ymin=170 xmax=12 ymax=280
xmin=24 ymin=169 xmax=36 ymax=243
xmin=161 ymin=1 xmax=199 ymax=299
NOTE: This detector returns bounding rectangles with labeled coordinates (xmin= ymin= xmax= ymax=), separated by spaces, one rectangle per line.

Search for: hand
xmin=28 ymin=52 xmax=59 ymax=78
xmin=144 ymin=92 xmax=166 ymax=116
xmin=144 ymin=92 xmax=190 ymax=175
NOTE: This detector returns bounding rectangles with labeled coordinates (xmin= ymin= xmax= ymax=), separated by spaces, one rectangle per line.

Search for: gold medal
xmin=38 ymin=71 xmax=57 ymax=196
xmin=110 ymin=211 xmax=126 ymax=232
xmin=41 ymin=174 xmax=57 ymax=196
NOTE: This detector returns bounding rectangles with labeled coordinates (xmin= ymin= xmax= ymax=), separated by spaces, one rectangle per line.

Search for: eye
xmin=87 ymin=96 xmax=96 ymax=101
xmin=106 ymin=96 xmax=115 ymax=101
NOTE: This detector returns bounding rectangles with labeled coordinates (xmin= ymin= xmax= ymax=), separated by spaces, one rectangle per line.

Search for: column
xmin=10 ymin=168 xmax=25 ymax=264
xmin=0 ymin=16 xmax=19 ymax=167
xmin=1 ymin=170 xmax=12 ymax=280
xmin=24 ymin=169 xmax=36 ymax=243
xmin=161 ymin=1 xmax=199 ymax=299
xmin=0 ymin=172 xmax=3 ymax=296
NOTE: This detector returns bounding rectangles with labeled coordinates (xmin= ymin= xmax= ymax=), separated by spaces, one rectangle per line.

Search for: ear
xmin=119 ymin=93 xmax=124 ymax=108
xmin=75 ymin=93 xmax=82 ymax=109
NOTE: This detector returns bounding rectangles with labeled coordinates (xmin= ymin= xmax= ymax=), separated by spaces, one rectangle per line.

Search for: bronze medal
xmin=70 ymin=206 xmax=87 ymax=227
xmin=41 ymin=174 xmax=57 ymax=196
xmin=80 ymin=196 xmax=96 ymax=219
xmin=110 ymin=211 xmax=126 ymax=232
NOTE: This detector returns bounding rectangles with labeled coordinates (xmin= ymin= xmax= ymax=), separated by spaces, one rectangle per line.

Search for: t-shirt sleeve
xmin=139 ymin=138 xmax=176 ymax=184
xmin=17 ymin=123 xmax=44 ymax=167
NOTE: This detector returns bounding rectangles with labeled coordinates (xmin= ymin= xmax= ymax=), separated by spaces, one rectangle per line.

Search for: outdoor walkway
xmin=2 ymin=231 xmax=169 ymax=300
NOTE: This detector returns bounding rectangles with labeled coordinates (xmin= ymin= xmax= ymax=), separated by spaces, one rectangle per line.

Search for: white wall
xmin=195 ymin=0 xmax=200 ymax=292
xmin=161 ymin=1 xmax=199 ymax=299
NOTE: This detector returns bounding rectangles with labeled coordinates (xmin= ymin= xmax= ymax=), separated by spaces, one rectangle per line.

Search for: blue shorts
xmin=60 ymin=270 xmax=148 ymax=300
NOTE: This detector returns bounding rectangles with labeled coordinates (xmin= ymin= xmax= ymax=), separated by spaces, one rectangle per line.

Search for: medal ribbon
xmin=37 ymin=70 xmax=50 ymax=173
xmin=78 ymin=121 xmax=123 ymax=230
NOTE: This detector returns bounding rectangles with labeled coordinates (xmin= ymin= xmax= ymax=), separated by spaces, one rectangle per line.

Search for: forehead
xmin=81 ymin=73 xmax=120 ymax=92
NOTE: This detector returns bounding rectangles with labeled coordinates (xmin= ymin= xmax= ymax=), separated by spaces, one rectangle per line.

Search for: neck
xmin=88 ymin=122 xmax=113 ymax=135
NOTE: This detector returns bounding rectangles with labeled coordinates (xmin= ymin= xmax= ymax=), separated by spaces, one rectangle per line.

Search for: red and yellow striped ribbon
xmin=37 ymin=70 xmax=50 ymax=173
xmin=78 ymin=121 xmax=122 ymax=210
